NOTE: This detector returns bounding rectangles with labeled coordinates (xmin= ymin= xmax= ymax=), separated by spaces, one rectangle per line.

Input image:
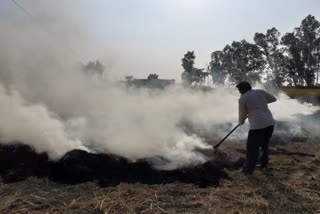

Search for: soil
xmin=1 ymin=138 xmax=320 ymax=213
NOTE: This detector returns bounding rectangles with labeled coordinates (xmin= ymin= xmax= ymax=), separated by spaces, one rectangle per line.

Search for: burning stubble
xmin=0 ymin=0 xmax=319 ymax=169
xmin=0 ymin=78 xmax=319 ymax=169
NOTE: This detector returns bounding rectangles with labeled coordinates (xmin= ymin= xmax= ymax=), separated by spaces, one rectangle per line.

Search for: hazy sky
xmin=2 ymin=0 xmax=320 ymax=81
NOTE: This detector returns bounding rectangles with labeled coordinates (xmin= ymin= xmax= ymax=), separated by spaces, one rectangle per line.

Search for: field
xmin=1 ymin=91 xmax=319 ymax=214
xmin=280 ymin=88 xmax=320 ymax=103
xmin=1 ymin=139 xmax=320 ymax=214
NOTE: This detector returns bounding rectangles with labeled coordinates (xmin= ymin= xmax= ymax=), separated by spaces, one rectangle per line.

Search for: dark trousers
xmin=243 ymin=125 xmax=274 ymax=174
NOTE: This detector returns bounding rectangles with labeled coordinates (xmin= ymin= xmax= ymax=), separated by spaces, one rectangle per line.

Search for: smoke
xmin=0 ymin=85 xmax=85 ymax=160
xmin=269 ymin=92 xmax=320 ymax=142
xmin=0 ymin=1 xmax=319 ymax=169
xmin=270 ymin=92 xmax=318 ymax=121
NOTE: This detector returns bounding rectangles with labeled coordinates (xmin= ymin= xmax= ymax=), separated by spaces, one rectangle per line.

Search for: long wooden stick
xmin=213 ymin=124 xmax=240 ymax=149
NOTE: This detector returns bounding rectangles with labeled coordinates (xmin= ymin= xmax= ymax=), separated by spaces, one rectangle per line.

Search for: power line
xmin=8 ymin=0 xmax=85 ymax=62
xmin=10 ymin=0 xmax=33 ymax=17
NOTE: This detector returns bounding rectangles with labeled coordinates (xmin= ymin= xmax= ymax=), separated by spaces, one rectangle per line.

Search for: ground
xmin=1 ymin=140 xmax=320 ymax=214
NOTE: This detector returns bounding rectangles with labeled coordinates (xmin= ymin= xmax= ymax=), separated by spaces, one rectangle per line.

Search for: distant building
xmin=125 ymin=78 xmax=175 ymax=89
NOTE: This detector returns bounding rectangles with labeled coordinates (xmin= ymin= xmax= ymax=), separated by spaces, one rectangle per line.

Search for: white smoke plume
xmin=0 ymin=85 xmax=86 ymax=160
xmin=0 ymin=1 xmax=319 ymax=169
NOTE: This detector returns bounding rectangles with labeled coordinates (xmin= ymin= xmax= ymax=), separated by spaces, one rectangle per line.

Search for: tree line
xmin=182 ymin=14 xmax=320 ymax=87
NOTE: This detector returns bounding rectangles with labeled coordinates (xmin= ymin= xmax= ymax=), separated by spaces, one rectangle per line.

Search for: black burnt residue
xmin=0 ymin=144 xmax=50 ymax=181
xmin=0 ymin=144 xmax=234 ymax=187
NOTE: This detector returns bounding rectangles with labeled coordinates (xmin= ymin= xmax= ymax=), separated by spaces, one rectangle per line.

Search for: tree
xmin=281 ymin=32 xmax=304 ymax=86
xmin=297 ymin=15 xmax=320 ymax=86
xmin=191 ymin=68 xmax=209 ymax=86
xmin=125 ymin=75 xmax=134 ymax=81
xmin=181 ymin=51 xmax=195 ymax=85
xmin=83 ymin=60 xmax=105 ymax=78
xmin=254 ymin=27 xmax=286 ymax=87
xmin=147 ymin=74 xmax=159 ymax=80
xmin=281 ymin=15 xmax=320 ymax=87
xmin=181 ymin=51 xmax=208 ymax=86
xmin=222 ymin=40 xmax=265 ymax=84
xmin=315 ymin=36 xmax=320 ymax=85
xmin=208 ymin=51 xmax=227 ymax=85
xmin=181 ymin=51 xmax=195 ymax=73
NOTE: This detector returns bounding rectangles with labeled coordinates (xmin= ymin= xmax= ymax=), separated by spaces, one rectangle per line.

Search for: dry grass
xmin=1 ymin=142 xmax=320 ymax=214
xmin=281 ymin=88 xmax=320 ymax=98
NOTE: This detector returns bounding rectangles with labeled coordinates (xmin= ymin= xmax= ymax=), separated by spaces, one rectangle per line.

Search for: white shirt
xmin=238 ymin=89 xmax=277 ymax=130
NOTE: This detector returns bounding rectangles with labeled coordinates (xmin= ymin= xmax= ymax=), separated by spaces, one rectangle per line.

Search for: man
xmin=236 ymin=81 xmax=277 ymax=174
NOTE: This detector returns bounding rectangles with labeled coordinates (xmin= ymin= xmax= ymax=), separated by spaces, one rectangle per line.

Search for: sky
xmin=1 ymin=0 xmax=320 ymax=81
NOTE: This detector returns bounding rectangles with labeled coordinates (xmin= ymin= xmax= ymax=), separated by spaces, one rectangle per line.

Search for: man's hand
xmin=238 ymin=118 xmax=246 ymax=125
